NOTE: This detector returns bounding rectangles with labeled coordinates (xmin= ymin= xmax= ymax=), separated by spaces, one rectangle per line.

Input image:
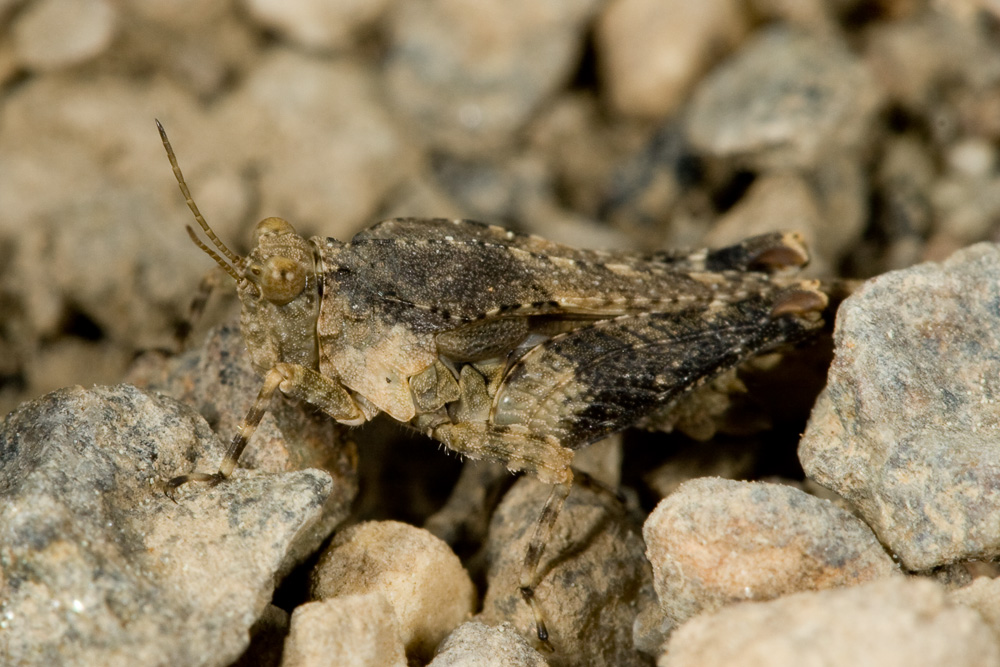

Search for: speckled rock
xmin=660 ymin=577 xmax=1000 ymax=667
xmin=310 ymin=520 xmax=476 ymax=661
xmin=428 ymin=622 xmax=549 ymax=667
xmin=127 ymin=320 xmax=358 ymax=575
xmin=800 ymin=243 xmax=1000 ymax=570
xmin=644 ymin=478 xmax=898 ymax=625
xmin=686 ymin=27 xmax=881 ymax=170
xmin=12 ymin=0 xmax=117 ymax=71
xmin=0 ymin=384 xmax=332 ymax=667
xmin=596 ymin=0 xmax=747 ymax=118
xmin=384 ymin=0 xmax=603 ymax=155
xmin=478 ymin=477 xmax=650 ymax=667
xmin=280 ymin=594 xmax=407 ymax=667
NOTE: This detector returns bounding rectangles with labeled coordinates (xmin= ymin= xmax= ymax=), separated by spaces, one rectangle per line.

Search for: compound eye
xmin=259 ymin=256 xmax=306 ymax=305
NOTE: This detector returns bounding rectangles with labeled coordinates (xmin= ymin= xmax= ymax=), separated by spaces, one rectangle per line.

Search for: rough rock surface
xmin=310 ymin=520 xmax=476 ymax=661
xmin=644 ymin=477 xmax=898 ymax=625
xmin=280 ymin=594 xmax=407 ymax=667
xmin=478 ymin=477 xmax=650 ymax=667
xmin=428 ymin=622 xmax=549 ymax=667
xmin=660 ymin=577 xmax=1000 ymax=667
xmin=800 ymin=243 xmax=1000 ymax=570
xmin=127 ymin=320 xmax=358 ymax=574
xmin=0 ymin=384 xmax=332 ymax=667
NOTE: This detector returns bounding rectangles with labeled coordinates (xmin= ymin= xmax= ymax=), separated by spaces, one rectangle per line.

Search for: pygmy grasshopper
xmin=156 ymin=121 xmax=828 ymax=645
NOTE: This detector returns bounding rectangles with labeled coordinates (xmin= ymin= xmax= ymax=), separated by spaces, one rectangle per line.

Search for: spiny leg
xmin=519 ymin=480 xmax=572 ymax=648
xmin=166 ymin=362 xmax=366 ymax=495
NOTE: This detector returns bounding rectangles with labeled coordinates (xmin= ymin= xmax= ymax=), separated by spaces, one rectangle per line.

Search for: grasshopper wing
xmin=490 ymin=286 xmax=827 ymax=448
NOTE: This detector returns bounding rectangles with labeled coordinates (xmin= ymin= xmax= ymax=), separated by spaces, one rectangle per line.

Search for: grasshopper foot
xmin=164 ymin=470 xmax=226 ymax=500
xmin=520 ymin=585 xmax=554 ymax=652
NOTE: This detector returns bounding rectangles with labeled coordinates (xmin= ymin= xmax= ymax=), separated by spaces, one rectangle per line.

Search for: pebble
xmin=863 ymin=10 xmax=1000 ymax=118
xmin=661 ymin=577 xmax=1000 ymax=667
xmin=0 ymin=384 xmax=332 ymax=667
xmin=280 ymin=594 xmax=407 ymax=667
xmin=117 ymin=0 xmax=259 ymax=97
xmin=596 ymin=0 xmax=747 ymax=118
xmin=12 ymin=0 xmax=117 ymax=71
xmin=243 ymin=0 xmax=392 ymax=51
xmin=800 ymin=243 xmax=1000 ymax=570
xmin=644 ymin=478 xmax=898 ymax=625
xmin=930 ymin=140 xmax=1000 ymax=244
xmin=428 ymin=622 xmax=549 ymax=667
xmin=310 ymin=520 xmax=476 ymax=661
xmin=686 ymin=27 xmax=881 ymax=170
xmin=383 ymin=0 xmax=604 ymax=154
xmin=478 ymin=476 xmax=650 ymax=667
xmin=949 ymin=576 xmax=1000 ymax=639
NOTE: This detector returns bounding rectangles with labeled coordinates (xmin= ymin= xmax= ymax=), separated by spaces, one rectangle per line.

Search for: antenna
xmin=155 ymin=119 xmax=243 ymax=282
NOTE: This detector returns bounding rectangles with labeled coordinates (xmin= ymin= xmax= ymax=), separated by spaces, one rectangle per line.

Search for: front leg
xmin=166 ymin=363 xmax=367 ymax=493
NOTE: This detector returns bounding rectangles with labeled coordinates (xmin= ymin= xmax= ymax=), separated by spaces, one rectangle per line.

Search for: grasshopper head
xmin=157 ymin=121 xmax=320 ymax=373
xmin=238 ymin=217 xmax=321 ymax=372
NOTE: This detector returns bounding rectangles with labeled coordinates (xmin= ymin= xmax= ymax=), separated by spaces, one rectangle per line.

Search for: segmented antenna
xmin=155 ymin=119 xmax=243 ymax=282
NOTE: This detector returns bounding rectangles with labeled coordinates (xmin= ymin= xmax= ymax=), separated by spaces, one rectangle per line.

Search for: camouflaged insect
xmin=156 ymin=121 xmax=828 ymax=645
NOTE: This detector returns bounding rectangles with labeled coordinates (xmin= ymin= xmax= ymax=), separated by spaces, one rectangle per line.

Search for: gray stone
xmin=0 ymin=384 xmax=332 ymax=667
xmin=384 ymin=0 xmax=603 ymax=155
xmin=644 ymin=478 xmax=898 ymax=625
xmin=800 ymin=243 xmax=1000 ymax=570
xmin=686 ymin=27 xmax=881 ymax=170
xmin=478 ymin=477 xmax=650 ymax=667
xmin=127 ymin=320 xmax=358 ymax=576
xmin=428 ymin=622 xmax=549 ymax=667
xmin=661 ymin=578 xmax=1000 ymax=667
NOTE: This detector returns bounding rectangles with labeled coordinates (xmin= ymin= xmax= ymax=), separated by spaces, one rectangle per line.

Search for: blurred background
xmin=1 ymin=0 xmax=999 ymax=419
